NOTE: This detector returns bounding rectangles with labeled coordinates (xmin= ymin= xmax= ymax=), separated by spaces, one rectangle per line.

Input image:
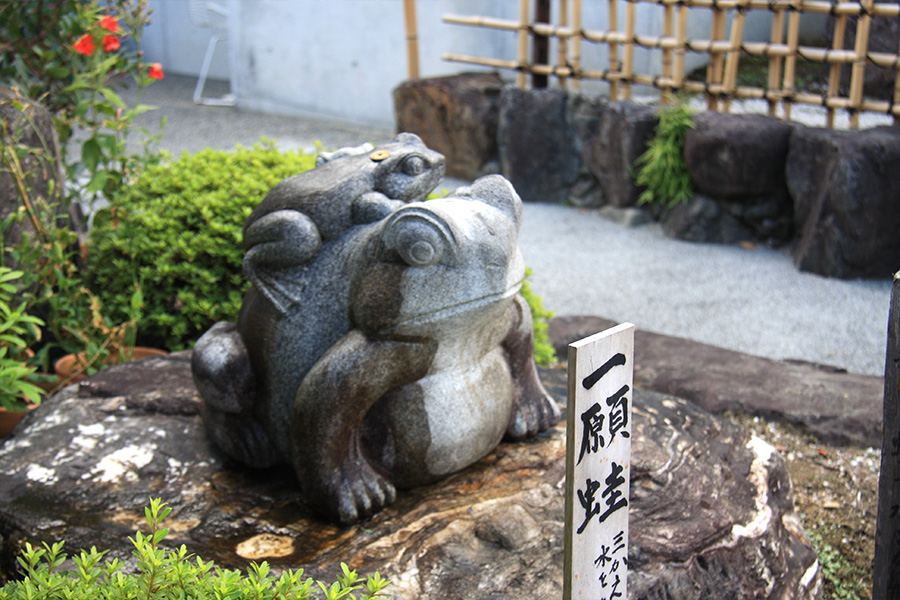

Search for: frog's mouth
xmin=382 ymin=281 xmax=522 ymax=334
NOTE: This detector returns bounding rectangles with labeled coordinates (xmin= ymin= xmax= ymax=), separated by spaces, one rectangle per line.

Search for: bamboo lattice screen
xmin=439 ymin=0 xmax=900 ymax=129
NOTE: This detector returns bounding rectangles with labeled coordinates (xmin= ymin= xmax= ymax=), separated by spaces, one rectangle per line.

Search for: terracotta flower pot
xmin=54 ymin=346 xmax=168 ymax=384
xmin=0 ymin=403 xmax=38 ymax=437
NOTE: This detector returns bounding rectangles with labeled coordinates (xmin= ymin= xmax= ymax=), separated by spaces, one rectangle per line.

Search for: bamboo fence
xmin=438 ymin=0 xmax=900 ymax=128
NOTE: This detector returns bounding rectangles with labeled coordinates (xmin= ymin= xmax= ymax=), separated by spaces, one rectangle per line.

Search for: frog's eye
xmin=401 ymin=155 xmax=427 ymax=176
xmin=383 ymin=208 xmax=457 ymax=268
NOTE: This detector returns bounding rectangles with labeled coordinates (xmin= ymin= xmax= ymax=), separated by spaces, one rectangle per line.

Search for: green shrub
xmin=522 ymin=268 xmax=556 ymax=366
xmin=0 ymin=498 xmax=390 ymax=600
xmin=633 ymin=99 xmax=695 ymax=208
xmin=86 ymin=141 xmax=317 ymax=350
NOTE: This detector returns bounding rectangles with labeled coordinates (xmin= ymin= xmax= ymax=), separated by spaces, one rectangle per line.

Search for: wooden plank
xmin=564 ymin=323 xmax=634 ymax=600
xmin=532 ymin=0 xmax=551 ymax=88
xmin=873 ymin=271 xmax=900 ymax=600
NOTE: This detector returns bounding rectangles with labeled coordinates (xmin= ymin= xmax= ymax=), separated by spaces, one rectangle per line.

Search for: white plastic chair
xmin=188 ymin=0 xmax=236 ymax=106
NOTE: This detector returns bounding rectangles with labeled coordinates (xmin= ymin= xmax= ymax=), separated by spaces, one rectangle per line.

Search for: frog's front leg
xmin=503 ymin=294 xmax=562 ymax=440
xmin=192 ymin=322 xmax=283 ymax=467
xmin=352 ymin=191 xmax=406 ymax=225
xmin=291 ymin=330 xmax=437 ymax=524
xmin=243 ymin=210 xmax=322 ymax=312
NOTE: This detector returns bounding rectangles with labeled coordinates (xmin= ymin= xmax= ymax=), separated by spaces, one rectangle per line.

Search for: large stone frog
xmin=242 ymin=132 xmax=445 ymax=312
xmin=193 ymin=167 xmax=560 ymax=524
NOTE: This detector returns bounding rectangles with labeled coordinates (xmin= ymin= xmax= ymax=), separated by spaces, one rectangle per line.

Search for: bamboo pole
xmin=895 ymin=34 xmax=900 ymax=125
xmin=766 ymin=4 xmax=786 ymax=116
xmin=672 ymin=1 xmax=689 ymax=94
xmin=559 ymin=0 xmax=570 ymax=88
xmin=722 ymin=0 xmax=749 ymax=112
xmin=403 ymin=0 xmax=420 ymax=79
xmin=848 ymin=0 xmax=874 ymax=128
xmin=707 ymin=4 xmax=727 ymax=110
xmin=517 ymin=0 xmax=531 ymax=88
xmin=622 ymin=0 xmax=636 ymax=99
xmin=662 ymin=2 xmax=674 ymax=104
xmin=609 ymin=0 xmax=621 ymax=100
xmin=572 ymin=0 xmax=583 ymax=90
xmin=781 ymin=5 xmax=801 ymax=121
xmin=825 ymin=0 xmax=848 ymax=126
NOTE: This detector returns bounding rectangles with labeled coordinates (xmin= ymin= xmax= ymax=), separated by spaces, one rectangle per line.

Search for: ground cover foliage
xmin=0 ymin=499 xmax=390 ymax=600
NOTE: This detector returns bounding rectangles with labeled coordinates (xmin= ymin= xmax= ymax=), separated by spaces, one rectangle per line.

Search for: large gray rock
xmin=0 ymin=355 xmax=820 ymax=598
xmin=569 ymin=96 xmax=658 ymax=208
xmin=194 ymin=154 xmax=559 ymax=525
xmin=670 ymin=112 xmax=795 ymax=245
xmin=393 ymin=73 xmax=504 ymax=180
xmin=685 ymin=112 xmax=793 ymax=200
xmin=550 ymin=315 xmax=884 ymax=447
xmin=660 ymin=194 xmax=755 ymax=244
xmin=787 ymin=125 xmax=900 ymax=278
xmin=497 ymin=87 xmax=580 ymax=204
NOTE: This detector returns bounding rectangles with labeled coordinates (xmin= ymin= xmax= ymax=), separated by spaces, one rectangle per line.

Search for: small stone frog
xmin=193 ymin=170 xmax=559 ymax=525
xmin=242 ymin=132 xmax=445 ymax=312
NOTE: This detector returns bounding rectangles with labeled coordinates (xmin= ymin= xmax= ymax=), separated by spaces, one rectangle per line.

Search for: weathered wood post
xmin=874 ymin=271 xmax=900 ymax=599
xmin=564 ymin=323 xmax=634 ymax=599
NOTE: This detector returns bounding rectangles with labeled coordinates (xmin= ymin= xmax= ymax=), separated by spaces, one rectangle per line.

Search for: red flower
xmin=99 ymin=15 xmax=119 ymax=32
xmin=148 ymin=63 xmax=164 ymax=80
xmin=102 ymin=35 xmax=120 ymax=53
xmin=73 ymin=34 xmax=96 ymax=55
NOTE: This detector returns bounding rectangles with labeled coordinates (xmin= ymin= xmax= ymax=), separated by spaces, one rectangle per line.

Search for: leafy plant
xmin=1 ymin=100 xmax=144 ymax=383
xmin=808 ymin=526 xmax=868 ymax=600
xmin=1 ymin=0 xmax=163 ymax=385
xmin=0 ymin=498 xmax=391 ymax=599
xmin=633 ymin=98 xmax=695 ymax=208
xmin=521 ymin=268 xmax=556 ymax=366
xmin=87 ymin=142 xmax=318 ymax=350
xmin=0 ymin=269 xmax=45 ymax=412
xmin=0 ymin=0 xmax=166 ymax=210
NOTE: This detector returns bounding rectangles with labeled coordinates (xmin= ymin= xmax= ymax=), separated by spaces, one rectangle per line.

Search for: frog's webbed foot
xmin=243 ymin=210 xmax=322 ymax=313
xmin=292 ymin=330 xmax=437 ymax=524
xmin=314 ymin=439 xmax=397 ymax=525
xmin=503 ymin=294 xmax=562 ymax=441
xmin=192 ymin=322 xmax=282 ymax=467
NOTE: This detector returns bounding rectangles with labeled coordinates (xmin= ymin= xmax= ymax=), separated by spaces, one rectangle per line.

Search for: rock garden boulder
xmin=497 ymin=87 xmax=580 ymax=204
xmin=569 ymin=96 xmax=659 ymax=208
xmin=0 ymin=353 xmax=820 ymax=598
xmin=666 ymin=112 xmax=795 ymax=245
xmin=786 ymin=125 xmax=900 ymax=278
xmin=393 ymin=73 xmax=504 ymax=180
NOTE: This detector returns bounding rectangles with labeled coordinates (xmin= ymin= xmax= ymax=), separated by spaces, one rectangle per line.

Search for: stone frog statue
xmin=242 ymin=132 xmax=445 ymax=313
xmin=193 ymin=166 xmax=560 ymax=525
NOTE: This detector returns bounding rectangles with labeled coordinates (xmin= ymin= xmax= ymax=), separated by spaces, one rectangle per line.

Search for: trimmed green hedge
xmin=87 ymin=142 xmax=316 ymax=350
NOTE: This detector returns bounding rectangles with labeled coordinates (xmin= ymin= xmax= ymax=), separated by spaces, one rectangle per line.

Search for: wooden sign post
xmin=564 ymin=323 xmax=634 ymax=600
xmin=874 ymin=271 xmax=900 ymax=600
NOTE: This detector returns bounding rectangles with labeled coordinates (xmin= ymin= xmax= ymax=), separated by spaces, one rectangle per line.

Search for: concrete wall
xmin=142 ymin=0 xmax=781 ymax=128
